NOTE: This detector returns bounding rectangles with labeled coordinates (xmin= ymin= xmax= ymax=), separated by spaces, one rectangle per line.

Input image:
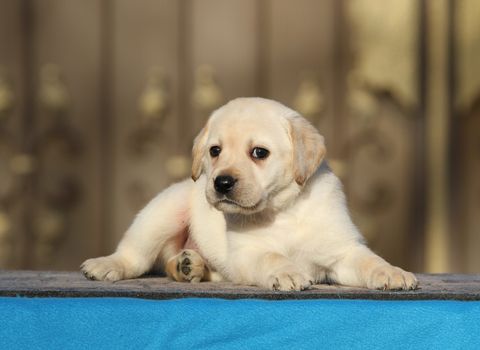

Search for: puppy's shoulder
xmin=306 ymin=161 xmax=344 ymax=197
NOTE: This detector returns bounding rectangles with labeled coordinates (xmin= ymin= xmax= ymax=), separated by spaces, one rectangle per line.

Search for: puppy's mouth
xmin=215 ymin=198 xmax=262 ymax=212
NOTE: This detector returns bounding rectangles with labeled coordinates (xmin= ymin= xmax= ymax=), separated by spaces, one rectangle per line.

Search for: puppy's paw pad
xmin=176 ymin=249 xmax=205 ymax=283
xmin=80 ymin=256 xmax=125 ymax=282
xmin=367 ymin=265 xmax=418 ymax=291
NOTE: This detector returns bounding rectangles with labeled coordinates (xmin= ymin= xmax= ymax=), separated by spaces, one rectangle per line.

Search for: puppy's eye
xmin=209 ymin=146 xmax=221 ymax=157
xmin=251 ymin=147 xmax=269 ymax=160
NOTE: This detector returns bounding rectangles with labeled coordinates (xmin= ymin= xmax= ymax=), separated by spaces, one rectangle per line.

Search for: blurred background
xmin=0 ymin=0 xmax=478 ymax=273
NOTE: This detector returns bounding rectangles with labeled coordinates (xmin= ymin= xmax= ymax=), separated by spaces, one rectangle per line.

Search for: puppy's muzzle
xmin=214 ymin=175 xmax=236 ymax=195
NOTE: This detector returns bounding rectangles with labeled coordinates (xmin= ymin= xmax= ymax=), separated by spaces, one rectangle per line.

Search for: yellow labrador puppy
xmin=81 ymin=97 xmax=418 ymax=291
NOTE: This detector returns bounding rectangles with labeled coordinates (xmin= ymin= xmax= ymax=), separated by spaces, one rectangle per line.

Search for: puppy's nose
xmin=214 ymin=175 xmax=236 ymax=194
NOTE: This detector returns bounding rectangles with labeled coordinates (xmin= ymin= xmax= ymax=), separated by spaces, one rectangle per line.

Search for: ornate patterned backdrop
xmin=0 ymin=0 xmax=478 ymax=273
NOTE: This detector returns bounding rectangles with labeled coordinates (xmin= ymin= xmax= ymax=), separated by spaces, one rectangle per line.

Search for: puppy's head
xmin=192 ymin=97 xmax=326 ymax=214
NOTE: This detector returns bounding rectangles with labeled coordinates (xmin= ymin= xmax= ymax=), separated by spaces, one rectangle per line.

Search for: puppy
xmin=81 ymin=97 xmax=418 ymax=291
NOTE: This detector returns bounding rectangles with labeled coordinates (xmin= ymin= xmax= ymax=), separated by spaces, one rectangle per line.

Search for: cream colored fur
xmin=81 ymin=97 xmax=417 ymax=291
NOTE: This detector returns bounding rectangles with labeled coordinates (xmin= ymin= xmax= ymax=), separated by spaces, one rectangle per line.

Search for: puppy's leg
xmin=247 ymin=252 xmax=313 ymax=291
xmin=330 ymin=245 xmax=418 ymax=290
xmin=81 ymin=180 xmax=193 ymax=282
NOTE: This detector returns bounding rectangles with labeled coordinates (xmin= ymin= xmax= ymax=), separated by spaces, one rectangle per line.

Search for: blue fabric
xmin=0 ymin=297 xmax=479 ymax=350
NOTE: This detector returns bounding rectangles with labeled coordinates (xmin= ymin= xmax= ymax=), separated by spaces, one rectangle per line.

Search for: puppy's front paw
xmin=81 ymin=255 xmax=126 ymax=282
xmin=367 ymin=265 xmax=418 ymax=290
xmin=266 ymin=270 xmax=313 ymax=291
xmin=168 ymin=249 xmax=206 ymax=283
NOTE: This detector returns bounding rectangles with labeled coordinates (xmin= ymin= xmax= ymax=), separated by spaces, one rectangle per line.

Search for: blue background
xmin=1 ymin=297 xmax=479 ymax=349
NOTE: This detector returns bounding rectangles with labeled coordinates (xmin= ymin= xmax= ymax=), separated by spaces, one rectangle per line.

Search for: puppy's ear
xmin=191 ymin=124 xmax=209 ymax=181
xmin=289 ymin=115 xmax=326 ymax=186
